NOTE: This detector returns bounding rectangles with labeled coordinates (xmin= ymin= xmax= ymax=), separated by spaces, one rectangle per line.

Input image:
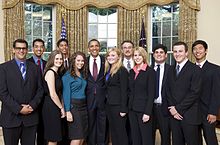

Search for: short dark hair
xmin=192 ymin=40 xmax=208 ymax=51
xmin=13 ymin=39 xmax=28 ymax=49
xmin=172 ymin=41 xmax=188 ymax=52
xmin=153 ymin=44 xmax=167 ymax=54
xmin=56 ymin=38 xmax=68 ymax=47
xmin=88 ymin=39 xmax=100 ymax=47
xmin=32 ymin=38 xmax=45 ymax=47
xmin=121 ymin=40 xmax=134 ymax=48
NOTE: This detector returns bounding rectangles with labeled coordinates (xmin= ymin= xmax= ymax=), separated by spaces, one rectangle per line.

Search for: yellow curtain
xmin=3 ymin=0 xmax=25 ymax=61
xmin=3 ymin=0 xmax=200 ymax=10
xmin=179 ymin=0 xmax=199 ymax=61
xmin=118 ymin=5 xmax=148 ymax=48
xmin=56 ymin=4 xmax=88 ymax=54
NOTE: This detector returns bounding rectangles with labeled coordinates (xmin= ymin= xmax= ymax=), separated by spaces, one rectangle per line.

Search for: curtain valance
xmin=2 ymin=0 xmax=200 ymax=10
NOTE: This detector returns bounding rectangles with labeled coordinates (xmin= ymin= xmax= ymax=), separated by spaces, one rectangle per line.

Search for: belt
xmin=154 ymin=103 xmax=162 ymax=106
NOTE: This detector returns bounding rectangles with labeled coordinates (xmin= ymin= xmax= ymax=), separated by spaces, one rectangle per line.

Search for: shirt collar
xmin=177 ymin=58 xmax=188 ymax=70
xmin=196 ymin=59 xmax=207 ymax=68
xmin=133 ymin=63 xmax=148 ymax=72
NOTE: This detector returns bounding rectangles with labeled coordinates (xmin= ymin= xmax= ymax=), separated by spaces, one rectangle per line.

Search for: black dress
xmin=42 ymin=69 xmax=63 ymax=142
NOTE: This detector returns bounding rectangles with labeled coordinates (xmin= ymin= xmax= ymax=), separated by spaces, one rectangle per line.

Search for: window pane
xmin=43 ymin=22 xmax=52 ymax=37
xmin=152 ymin=37 xmax=161 ymax=48
xmin=107 ymin=39 xmax=117 ymax=48
xmin=25 ymin=20 xmax=32 ymax=35
xmin=33 ymin=5 xmax=42 ymax=21
xmin=43 ymin=7 xmax=52 ymax=21
xmin=162 ymin=37 xmax=171 ymax=51
xmin=98 ymin=24 xmax=107 ymax=38
xmin=88 ymin=24 xmax=98 ymax=39
xmin=99 ymin=39 xmax=107 ymax=52
xmin=108 ymin=11 xmax=117 ymax=23
xmin=162 ymin=21 xmax=171 ymax=36
xmin=26 ymin=36 xmax=32 ymax=51
xmin=98 ymin=14 xmax=107 ymax=23
xmin=33 ymin=21 xmax=42 ymax=36
xmin=43 ymin=37 xmax=53 ymax=52
xmin=88 ymin=11 xmax=98 ymax=23
xmin=152 ymin=22 xmax=161 ymax=37
xmin=172 ymin=21 xmax=178 ymax=35
xmin=108 ymin=24 xmax=117 ymax=38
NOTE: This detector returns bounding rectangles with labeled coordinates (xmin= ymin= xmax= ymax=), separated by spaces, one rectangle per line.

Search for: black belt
xmin=154 ymin=103 xmax=162 ymax=106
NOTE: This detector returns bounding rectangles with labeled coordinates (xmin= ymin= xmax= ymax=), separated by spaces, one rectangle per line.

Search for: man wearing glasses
xmin=0 ymin=39 xmax=44 ymax=145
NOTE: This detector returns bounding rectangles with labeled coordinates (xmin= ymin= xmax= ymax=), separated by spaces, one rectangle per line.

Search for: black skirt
xmin=68 ymin=98 xmax=88 ymax=140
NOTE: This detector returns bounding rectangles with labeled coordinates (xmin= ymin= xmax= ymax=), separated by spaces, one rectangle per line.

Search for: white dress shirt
xmin=89 ymin=55 xmax=101 ymax=75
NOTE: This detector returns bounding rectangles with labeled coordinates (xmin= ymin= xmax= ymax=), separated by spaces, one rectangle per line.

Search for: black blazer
xmin=105 ymin=66 xmax=128 ymax=112
xmin=199 ymin=61 xmax=220 ymax=116
xmin=27 ymin=56 xmax=47 ymax=71
xmin=166 ymin=60 xmax=202 ymax=125
xmin=86 ymin=56 xmax=106 ymax=109
xmin=129 ymin=66 xmax=156 ymax=115
xmin=0 ymin=59 xmax=44 ymax=128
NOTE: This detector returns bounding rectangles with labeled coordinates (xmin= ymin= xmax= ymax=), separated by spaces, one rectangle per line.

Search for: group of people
xmin=0 ymin=37 xmax=219 ymax=145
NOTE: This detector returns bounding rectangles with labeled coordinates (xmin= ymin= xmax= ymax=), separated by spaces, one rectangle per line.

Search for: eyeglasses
xmin=14 ymin=47 xmax=27 ymax=50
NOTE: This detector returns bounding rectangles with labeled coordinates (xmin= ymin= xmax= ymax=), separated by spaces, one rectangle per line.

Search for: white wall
xmin=0 ymin=1 xmax=4 ymax=63
xmin=197 ymin=0 xmax=220 ymax=65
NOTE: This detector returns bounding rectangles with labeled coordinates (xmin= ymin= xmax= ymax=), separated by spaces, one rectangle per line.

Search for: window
xmin=150 ymin=3 xmax=179 ymax=65
xmin=88 ymin=8 xmax=117 ymax=54
xmin=24 ymin=3 xmax=54 ymax=60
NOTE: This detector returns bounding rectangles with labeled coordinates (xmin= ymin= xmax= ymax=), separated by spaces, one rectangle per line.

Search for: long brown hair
xmin=44 ymin=50 xmax=64 ymax=75
xmin=69 ymin=51 xmax=88 ymax=79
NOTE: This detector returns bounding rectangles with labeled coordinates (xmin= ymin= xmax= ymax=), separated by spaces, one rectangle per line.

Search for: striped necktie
xmin=20 ymin=62 xmax=26 ymax=79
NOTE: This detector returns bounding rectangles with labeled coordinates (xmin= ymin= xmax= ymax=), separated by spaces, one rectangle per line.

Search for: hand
xmin=60 ymin=108 xmax=65 ymax=118
xmin=173 ymin=113 xmax=183 ymax=120
xmin=66 ymin=111 xmax=73 ymax=122
xmin=207 ymin=114 xmax=217 ymax=124
xmin=120 ymin=112 xmax=126 ymax=117
xmin=142 ymin=114 xmax=150 ymax=123
xmin=20 ymin=104 xmax=33 ymax=115
xmin=168 ymin=106 xmax=178 ymax=116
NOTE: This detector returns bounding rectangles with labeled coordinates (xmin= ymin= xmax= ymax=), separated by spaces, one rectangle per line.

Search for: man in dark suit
xmin=152 ymin=44 xmax=171 ymax=145
xmin=192 ymin=40 xmax=220 ymax=145
xmin=166 ymin=41 xmax=202 ymax=145
xmin=27 ymin=38 xmax=47 ymax=145
xmin=0 ymin=39 xmax=44 ymax=145
xmin=86 ymin=39 xmax=108 ymax=145
xmin=121 ymin=40 xmax=134 ymax=71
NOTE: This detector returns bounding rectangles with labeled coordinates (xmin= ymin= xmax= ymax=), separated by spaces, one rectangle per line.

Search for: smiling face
xmin=173 ymin=45 xmax=188 ymax=64
xmin=122 ymin=42 xmax=133 ymax=59
xmin=88 ymin=40 xmax=100 ymax=58
xmin=75 ymin=55 xmax=85 ymax=70
xmin=133 ymin=50 xmax=144 ymax=65
xmin=192 ymin=44 xmax=207 ymax=63
xmin=58 ymin=41 xmax=68 ymax=56
xmin=13 ymin=42 xmax=28 ymax=61
xmin=107 ymin=50 xmax=119 ymax=65
xmin=33 ymin=41 xmax=45 ymax=58
xmin=53 ymin=54 xmax=63 ymax=68
xmin=153 ymin=48 xmax=167 ymax=64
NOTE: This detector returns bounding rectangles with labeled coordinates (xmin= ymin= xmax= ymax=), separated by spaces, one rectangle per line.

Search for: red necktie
xmin=93 ymin=58 xmax=98 ymax=80
xmin=37 ymin=59 xmax=42 ymax=73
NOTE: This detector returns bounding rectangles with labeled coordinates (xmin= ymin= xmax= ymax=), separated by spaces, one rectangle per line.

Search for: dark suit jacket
xmin=27 ymin=56 xmax=47 ymax=71
xmin=166 ymin=60 xmax=202 ymax=125
xmin=200 ymin=61 xmax=220 ymax=116
xmin=129 ymin=66 xmax=156 ymax=115
xmin=105 ymin=66 xmax=128 ymax=112
xmin=86 ymin=56 xmax=106 ymax=109
xmin=0 ymin=59 xmax=44 ymax=128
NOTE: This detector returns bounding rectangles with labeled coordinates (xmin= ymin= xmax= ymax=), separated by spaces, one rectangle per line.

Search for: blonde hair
xmin=105 ymin=48 xmax=123 ymax=77
xmin=133 ymin=47 xmax=148 ymax=64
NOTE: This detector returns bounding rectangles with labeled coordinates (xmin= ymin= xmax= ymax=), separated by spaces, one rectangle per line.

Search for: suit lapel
xmin=12 ymin=59 xmax=24 ymax=82
xmin=175 ymin=60 xmax=190 ymax=79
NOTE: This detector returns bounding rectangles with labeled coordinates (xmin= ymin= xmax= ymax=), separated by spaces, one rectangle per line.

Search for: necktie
xmin=64 ymin=59 xmax=68 ymax=69
xmin=93 ymin=58 xmax=98 ymax=81
xmin=20 ymin=62 xmax=26 ymax=79
xmin=176 ymin=64 xmax=180 ymax=76
xmin=37 ymin=59 xmax=42 ymax=73
xmin=127 ymin=60 xmax=131 ymax=71
xmin=155 ymin=64 xmax=160 ymax=99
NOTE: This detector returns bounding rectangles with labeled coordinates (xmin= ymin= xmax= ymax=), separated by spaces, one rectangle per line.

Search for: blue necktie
xmin=20 ymin=62 xmax=26 ymax=79
xmin=176 ymin=65 xmax=180 ymax=76
xmin=155 ymin=64 xmax=160 ymax=99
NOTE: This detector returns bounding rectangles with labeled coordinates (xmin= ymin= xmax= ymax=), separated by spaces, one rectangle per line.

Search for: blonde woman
xmin=104 ymin=48 xmax=129 ymax=145
xmin=128 ymin=47 xmax=156 ymax=145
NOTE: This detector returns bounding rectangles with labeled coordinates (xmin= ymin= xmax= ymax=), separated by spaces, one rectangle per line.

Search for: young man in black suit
xmin=192 ymin=40 xmax=220 ymax=145
xmin=166 ymin=41 xmax=202 ymax=145
xmin=27 ymin=38 xmax=47 ymax=145
xmin=86 ymin=39 xmax=108 ymax=145
xmin=0 ymin=39 xmax=44 ymax=145
xmin=152 ymin=44 xmax=171 ymax=145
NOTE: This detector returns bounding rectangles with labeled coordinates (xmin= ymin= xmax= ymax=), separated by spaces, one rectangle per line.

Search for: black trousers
xmin=152 ymin=104 xmax=171 ymax=145
xmin=3 ymin=125 xmax=37 ymax=145
xmin=198 ymin=114 xmax=218 ymax=145
xmin=129 ymin=110 xmax=153 ymax=145
xmin=170 ymin=118 xmax=199 ymax=145
xmin=87 ymin=106 xmax=108 ymax=145
xmin=106 ymin=104 xmax=128 ymax=145
xmin=37 ymin=105 xmax=47 ymax=145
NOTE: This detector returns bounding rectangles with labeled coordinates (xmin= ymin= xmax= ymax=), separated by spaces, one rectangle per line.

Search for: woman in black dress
xmin=42 ymin=50 xmax=65 ymax=145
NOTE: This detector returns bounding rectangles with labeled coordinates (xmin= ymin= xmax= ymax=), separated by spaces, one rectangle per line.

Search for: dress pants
xmin=129 ymin=110 xmax=153 ymax=145
xmin=106 ymin=104 xmax=128 ymax=145
xmin=3 ymin=125 xmax=37 ymax=145
xmin=170 ymin=118 xmax=199 ymax=145
xmin=152 ymin=104 xmax=171 ymax=145
xmin=87 ymin=107 xmax=108 ymax=145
